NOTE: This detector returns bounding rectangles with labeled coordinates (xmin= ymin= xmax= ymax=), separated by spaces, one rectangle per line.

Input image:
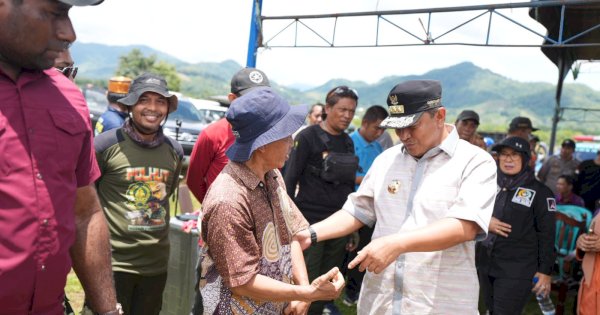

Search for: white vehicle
xmin=188 ymin=98 xmax=227 ymax=124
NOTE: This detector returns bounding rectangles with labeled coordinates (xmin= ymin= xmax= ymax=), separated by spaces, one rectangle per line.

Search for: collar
xmin=230 ymin=161 xmax=279 ymax=190
xmin=0 ymin=66 xmax=46 ymax=85
xmin=400 ymin=123 xmax=458 ymax=159
xmin=108 ymin=106 xmax=129 ymax=118
xmin=352 ymin=129 xmax=369 ymax=147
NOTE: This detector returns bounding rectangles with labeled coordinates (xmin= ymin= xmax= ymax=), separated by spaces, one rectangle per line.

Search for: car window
xmin=168 ymin=100 xmax=206 ymax=123
xmin=198 ymin=108 xmax=226 ymax=124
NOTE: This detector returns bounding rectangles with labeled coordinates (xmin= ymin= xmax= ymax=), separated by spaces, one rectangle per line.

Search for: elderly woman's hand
xmin=489 ymin=217 xmax=512 ymax=238
xmin=577 ymin=233 xmax=600 ymax=253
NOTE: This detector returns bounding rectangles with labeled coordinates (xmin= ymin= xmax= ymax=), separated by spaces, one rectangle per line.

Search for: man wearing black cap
xmin=455 ymin=109 xmax=481 ymax=143
xmin=0 ymin=0 xmax=120 ymax=314
xmin=538 ymin=139 xmax=581 ymax=195
xmin=507 ymin=116 xmax=538 ymax=141
xmin=296 ymin=80 xmax=497 ymax=314
xmin=94 ymin=73 xmax=183 ymax=315
xmin=186 ymin=67 xmax=270 ymax=315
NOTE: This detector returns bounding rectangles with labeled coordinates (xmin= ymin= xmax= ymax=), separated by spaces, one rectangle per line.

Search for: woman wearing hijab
xmin=476 ymin=136 xmax=556 ymax=314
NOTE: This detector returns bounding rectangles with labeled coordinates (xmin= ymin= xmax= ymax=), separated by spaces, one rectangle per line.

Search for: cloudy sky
xmin=69 ymin=0 xmax=600 ymax=91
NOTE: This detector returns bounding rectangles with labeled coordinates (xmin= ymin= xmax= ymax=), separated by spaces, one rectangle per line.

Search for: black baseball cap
xmin=58 ymin=0 xmax=104 ymax=5
xmin=380 ymin=80 xmax=443 ymax=129
xmin=492 ymin=136 xmax=531 ymax=161
xmin=230 ymin=68 xmax=270 ymax=96
xmin=509 ymin=116 xmax=538 ymax=131
xmin=562 ymin=139 xmax=576 ymax=149
xmin=456 ymin=110 xmax=480 ymax=125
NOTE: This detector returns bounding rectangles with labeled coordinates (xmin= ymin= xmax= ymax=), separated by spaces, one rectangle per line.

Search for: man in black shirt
xmin=284 ymin=86 xmax=358 ymax=315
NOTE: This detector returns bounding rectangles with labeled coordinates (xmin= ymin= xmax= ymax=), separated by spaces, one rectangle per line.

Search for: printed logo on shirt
xmin=511 ymin=187 xmax=536 ymax=207
xmin=547 ymin=198 xmax=557 ymax=212
xmin=387 ymin=180 xmax=401 ymax=194
xmin=124 ymin=167 xmax=171 ymax=231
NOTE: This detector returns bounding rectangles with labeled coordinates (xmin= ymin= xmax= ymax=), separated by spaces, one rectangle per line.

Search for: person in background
xmin=455 ymin=109 xmax=480 ymax=143
xmin=507 ymin=116 xmax=538 ymax=141
xmin=284 ymin=85 xmax=359 ymax=315
xmin=186 ymin=67 xmax=270 ymax=315
xmin=476 ymin=137 xmax=555 ymax=315
xmin=555 ymin=174 xmax=586 ymax=208
xmin=538 ymin=139 xmax=580 ymax=195
xmin=295 ymin=80 xmax=498 ymax=314
xmin=54 ymin=49 xmax=77 ymax=81
xmin=0 ymin=0 xmax=120 ymax=314
xmin=95 ymin=76 xmax=132 ymax=135
xmin=343 ymin=105 xmax=388 ymax=306
xmin=200 ymin=87 xmax=345 ymax=314
xmin=293 ymin=103 xmax=324 ymax=139
xmin=94 ymin=73 xmax=183 ymax=315
xmin=575 ymin=150 xmax=600 ymax=212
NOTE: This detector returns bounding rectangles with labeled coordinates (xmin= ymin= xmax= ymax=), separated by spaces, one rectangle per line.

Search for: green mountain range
xmin=72 ymin=42 xmax=600 ymax=134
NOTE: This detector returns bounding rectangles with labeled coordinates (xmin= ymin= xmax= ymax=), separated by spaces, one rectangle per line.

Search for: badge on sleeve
xmin=511 ymin=187 xmax=536 ymax=207
xmin=547 ymin=198 xmax=557 ymax=212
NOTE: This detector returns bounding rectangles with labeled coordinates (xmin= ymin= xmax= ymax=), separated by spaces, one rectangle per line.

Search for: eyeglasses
xmin=498 ymin=151 xmax=521 ymax=160
xmin=329 ymin=86 xmax=359 ymax=99
xmin=57 ymin=66 xmax=78 ymax=80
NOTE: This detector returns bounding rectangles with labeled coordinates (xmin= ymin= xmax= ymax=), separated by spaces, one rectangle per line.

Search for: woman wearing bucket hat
xmin=199 ymin=87 xmax=345 ymax=314
xmin=476 ymin=136 xmax=555 ymax=315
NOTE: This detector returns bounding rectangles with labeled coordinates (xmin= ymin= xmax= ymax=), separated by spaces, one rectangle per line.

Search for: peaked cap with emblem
xmin=380 ymin=80 xmax=443 ymax=129
xmin=118 ymin=73 xmax=178 ymax=113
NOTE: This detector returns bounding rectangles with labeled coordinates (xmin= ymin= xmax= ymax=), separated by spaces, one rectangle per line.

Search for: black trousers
xmin=478 ymin=272 xmax=533 ymax=315
xmin=344 ymin=225 xmax=374 ymax=300
xmin=114 ymin=271 xmax=167 ymax=315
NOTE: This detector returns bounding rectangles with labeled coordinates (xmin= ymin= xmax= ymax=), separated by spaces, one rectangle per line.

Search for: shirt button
xmin=41 ymin=265 xmax=46 ymax=271
xmin=42 ymin=219 xmax=49 ymax=225
xmin=259 ymin=182 xmax=264 ymax=187
xmin=502 ymin=188 xmax=507 ymax=191
xmin=36 ymin=173 xmax=43 ymax=180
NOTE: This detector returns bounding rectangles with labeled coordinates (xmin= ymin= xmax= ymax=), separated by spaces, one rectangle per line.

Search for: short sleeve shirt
xmin=351 ymin=129 xmax=383 ymax=190
xmin=343 ymin=125 xmax=497 ymax=315
xmin=200 ymin=162 xmax=309 ymax=314
xmin=0 ymin=69 xmax=100 ymax=314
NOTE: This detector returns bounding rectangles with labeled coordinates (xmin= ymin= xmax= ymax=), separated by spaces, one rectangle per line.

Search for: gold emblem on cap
xmin=387 ymin=180 xmax=400 ymax=194
xmin=389 ymin=105 xmax=405 ymax=114
xmin=426 ymin=98 xmax=441 ymax=106
xmin=389 ymin=94 xmax=399 ymax=105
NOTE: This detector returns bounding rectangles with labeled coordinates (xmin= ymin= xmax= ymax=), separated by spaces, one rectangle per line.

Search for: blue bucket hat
xmin=226 ymin=87 xmax=307 ymax=162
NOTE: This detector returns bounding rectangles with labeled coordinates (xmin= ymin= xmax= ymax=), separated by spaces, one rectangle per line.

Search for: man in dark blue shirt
xmin=95 ymin=76 xmax=132 ymax=135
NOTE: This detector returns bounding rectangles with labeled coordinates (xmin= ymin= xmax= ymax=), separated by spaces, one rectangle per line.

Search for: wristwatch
xmin=308 ymin=226 xmax=318 ymax=246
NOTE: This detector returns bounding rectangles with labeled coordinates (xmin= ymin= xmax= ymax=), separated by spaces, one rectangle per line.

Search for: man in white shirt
xmin=296 ymin=80 xmax=497 ymax=314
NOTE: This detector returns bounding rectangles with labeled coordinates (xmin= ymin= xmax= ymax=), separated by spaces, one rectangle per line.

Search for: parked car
xmin=189 ymin=98 xmax=227 ymax=124
xmin=163 ymin=98 xmax=208 ymax=156
xmin=82 ymin=87 xmax=108 ymax=129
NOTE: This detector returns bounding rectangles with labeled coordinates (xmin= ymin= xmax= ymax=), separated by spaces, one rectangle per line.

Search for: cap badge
xmin=389 ymin=105 xmax=405 ymax=115
xmin=387 ymin=180 xmax=400 ymax=194
xmin=248 ymin=71 xmax=264 ymax=84
xmin=516 ymin=142 xmax=522 ymax=148
xmin=232 ymin=130 xmax=241 ymax=139
xmin=145 ymin=78 xmax=161 ymax=85
xmin=426 ymin=98 xmax=440 ymax=106
xmin=389 ymin=94 xmax=399 ymax=105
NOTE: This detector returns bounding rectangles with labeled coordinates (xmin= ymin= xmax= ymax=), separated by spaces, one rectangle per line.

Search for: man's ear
xmin=436 ymin=107 xmax=447 ymax=126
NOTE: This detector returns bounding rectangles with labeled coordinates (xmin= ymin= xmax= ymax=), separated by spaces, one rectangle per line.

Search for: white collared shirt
xmin=343 ymin=124 xmax=497 ymax=315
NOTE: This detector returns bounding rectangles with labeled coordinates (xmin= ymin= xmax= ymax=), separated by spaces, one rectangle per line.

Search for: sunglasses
xmin=57 ymin=66 xmax=78 ymax=79
xmin=329 ymin=86 xmax=359 ymax=99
